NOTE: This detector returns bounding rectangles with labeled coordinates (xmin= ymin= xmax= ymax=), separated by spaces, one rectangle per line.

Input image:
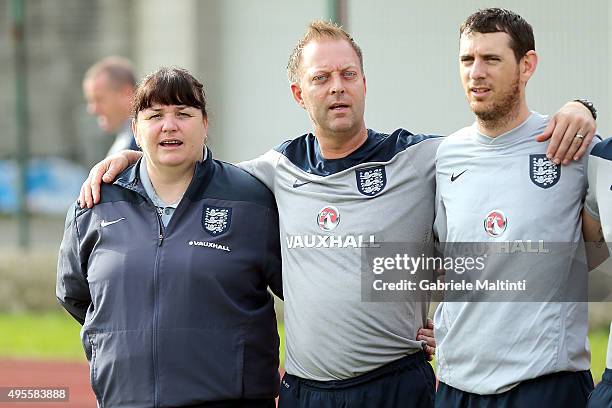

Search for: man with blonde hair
xmin=286 ymin=20 xmax=364 ymax=83
xmin=83 ymin=56 xmax=139 ymax=156
xmin=78 ymin=20 xmax=596 ymax=408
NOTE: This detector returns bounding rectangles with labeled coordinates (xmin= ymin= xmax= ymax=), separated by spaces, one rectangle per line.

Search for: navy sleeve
xmin=263 ymin=205 xmax=282 ymax=300
xmin=56 ymin=204 xmax=91 ymax=325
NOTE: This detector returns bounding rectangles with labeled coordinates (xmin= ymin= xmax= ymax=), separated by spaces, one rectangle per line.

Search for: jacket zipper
xmin=152 ymin=208 xmax=164 ymax=408
xmin=88 ymin=335 xmax=103 ymax=405
xmin=120 ymin=169 xmax=194 ymax=407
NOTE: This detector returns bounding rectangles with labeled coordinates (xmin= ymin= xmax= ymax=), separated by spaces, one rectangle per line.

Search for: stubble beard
xmin=320 ymin=109 xmax=359 ymax=138
xmin=472 ymin=74 xmax=521 ymax=133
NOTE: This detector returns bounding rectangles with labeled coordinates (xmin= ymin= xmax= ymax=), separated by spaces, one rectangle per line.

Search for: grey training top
xmin=239 ymin=129 xmax=441 ymax=381
xmin=434 ymin=112 xmax=592 ymax=394
xmin=585 ymin=137 xmax=612 ymax=370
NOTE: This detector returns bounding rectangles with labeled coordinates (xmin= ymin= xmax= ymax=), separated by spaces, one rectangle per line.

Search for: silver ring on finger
xmin=574 ymin=134 xmax=585 ymax=141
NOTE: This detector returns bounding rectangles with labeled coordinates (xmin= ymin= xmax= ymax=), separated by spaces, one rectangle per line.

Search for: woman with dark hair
xmin=57 ymin=67 xmax=282 ymax=408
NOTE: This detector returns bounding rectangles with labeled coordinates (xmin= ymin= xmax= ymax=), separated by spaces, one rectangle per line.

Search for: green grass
xmin=590 ymin=327 xmax=609 ymax=384
xmin=0 ymin=312 xmax=606 ymax=383
xmin=0 ymin=311 xmax=286 ymax=366
xmin=0 ymin=311 xmax=85 ymax=360
xmin=278 ymin=322 xmax=285 ymax=367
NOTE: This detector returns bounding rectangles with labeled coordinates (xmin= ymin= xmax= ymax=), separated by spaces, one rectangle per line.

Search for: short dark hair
xmin=132 ymin=67 xmax=207 ymax=119
xmin=460 ymin=8 xmax=535 ymax=62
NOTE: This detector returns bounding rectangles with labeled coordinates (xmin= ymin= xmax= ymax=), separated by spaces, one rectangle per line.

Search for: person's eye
xmin=343 ymin=71 xmax=357 ymax=78
xmin=178 ymin=112 xmax=193 ymax=117
xmin=147 ymin=113 xmax=161 ymax=120
xmin=313 ymin=74 xmax=327 ymax=82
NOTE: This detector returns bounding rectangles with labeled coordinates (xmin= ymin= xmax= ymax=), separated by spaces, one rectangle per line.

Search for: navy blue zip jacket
xmin=56 ymin=150 xmax=282 ymax=407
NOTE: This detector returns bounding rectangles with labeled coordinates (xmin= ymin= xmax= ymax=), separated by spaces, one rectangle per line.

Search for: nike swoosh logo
xmin=101 ymin=218 xmax=126 ymax=227
xmin=451 ymin=170 xmax=468 ymax=182
xmin=292 ymin=180 xmax=312 ymax=188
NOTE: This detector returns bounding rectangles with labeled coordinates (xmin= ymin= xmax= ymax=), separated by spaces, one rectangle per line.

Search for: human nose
xmin=329 ymin=73 xmax=345 ymax=95
xmin=469 ymin=58 xmax=486 ymax=80
xmin=88 ymin=102 xmax=98 ymax=115
xmin=161 ymin=115 xmax=178 ymax=132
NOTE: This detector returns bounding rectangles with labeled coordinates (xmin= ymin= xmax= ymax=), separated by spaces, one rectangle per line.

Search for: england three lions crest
xmin=202 ymin=205 xmax=232 ymax=236
xmin=529 ymin=154 xmax=560 ymax=189
xmin=355 ymin=165 xmax=387 ymax=196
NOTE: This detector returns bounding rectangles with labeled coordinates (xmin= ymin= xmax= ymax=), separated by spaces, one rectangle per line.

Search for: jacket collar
xmin=114 ymin=146 xmax=214 ymax=199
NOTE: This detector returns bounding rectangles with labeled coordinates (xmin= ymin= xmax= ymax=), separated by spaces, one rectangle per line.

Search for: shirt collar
xmin=473 ymin=112 xmax=535 ymax=146
xmin=139 ymin=158 xmax=181 ymax=209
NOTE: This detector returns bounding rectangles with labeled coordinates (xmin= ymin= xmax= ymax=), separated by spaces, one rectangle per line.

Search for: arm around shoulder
xmin=79 ymin=149 xmax=143 ymax=208
xmin=582 ymin=209 xmax=609 ymax=271
xmin=236 ymin=149 xmax=283 ymax=192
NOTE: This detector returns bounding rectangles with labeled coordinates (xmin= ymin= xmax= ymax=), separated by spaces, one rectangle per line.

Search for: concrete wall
xmin=350 ymin=0 xmax=610 ymax=138
xmin=200 ymin=0 xmax=327 ymax=162
xmin=134 ymin=0 xmax=198 ymax=73
xmin=160 ymin=0 xmax=612 ymax=163
xmin=1 ymin=1 xmax=609 ymax=164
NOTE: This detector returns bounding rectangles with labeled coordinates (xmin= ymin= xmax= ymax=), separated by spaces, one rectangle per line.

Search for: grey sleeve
xmin=433 ymin=146 xmax=447 ymax=243
xmin=262 ymin=205 xmax=282 ymax=300
xmin=56 ymin=205 xmax=91 ymax=325
xmin=236 ymin=150 xmax=281 ymax=192
xmin=433 ymin=194 xmax=447 ymax=243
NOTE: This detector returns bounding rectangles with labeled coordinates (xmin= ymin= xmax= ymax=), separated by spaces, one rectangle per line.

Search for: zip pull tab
xmin=155 ymin=206 xmax=164 ymax=246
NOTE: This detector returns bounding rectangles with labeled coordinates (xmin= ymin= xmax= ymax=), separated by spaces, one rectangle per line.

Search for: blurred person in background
xmin=83 ymin=56 xmax=139 ymax=156
xmin=58 ymin=67 xmax=282 ymax=408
